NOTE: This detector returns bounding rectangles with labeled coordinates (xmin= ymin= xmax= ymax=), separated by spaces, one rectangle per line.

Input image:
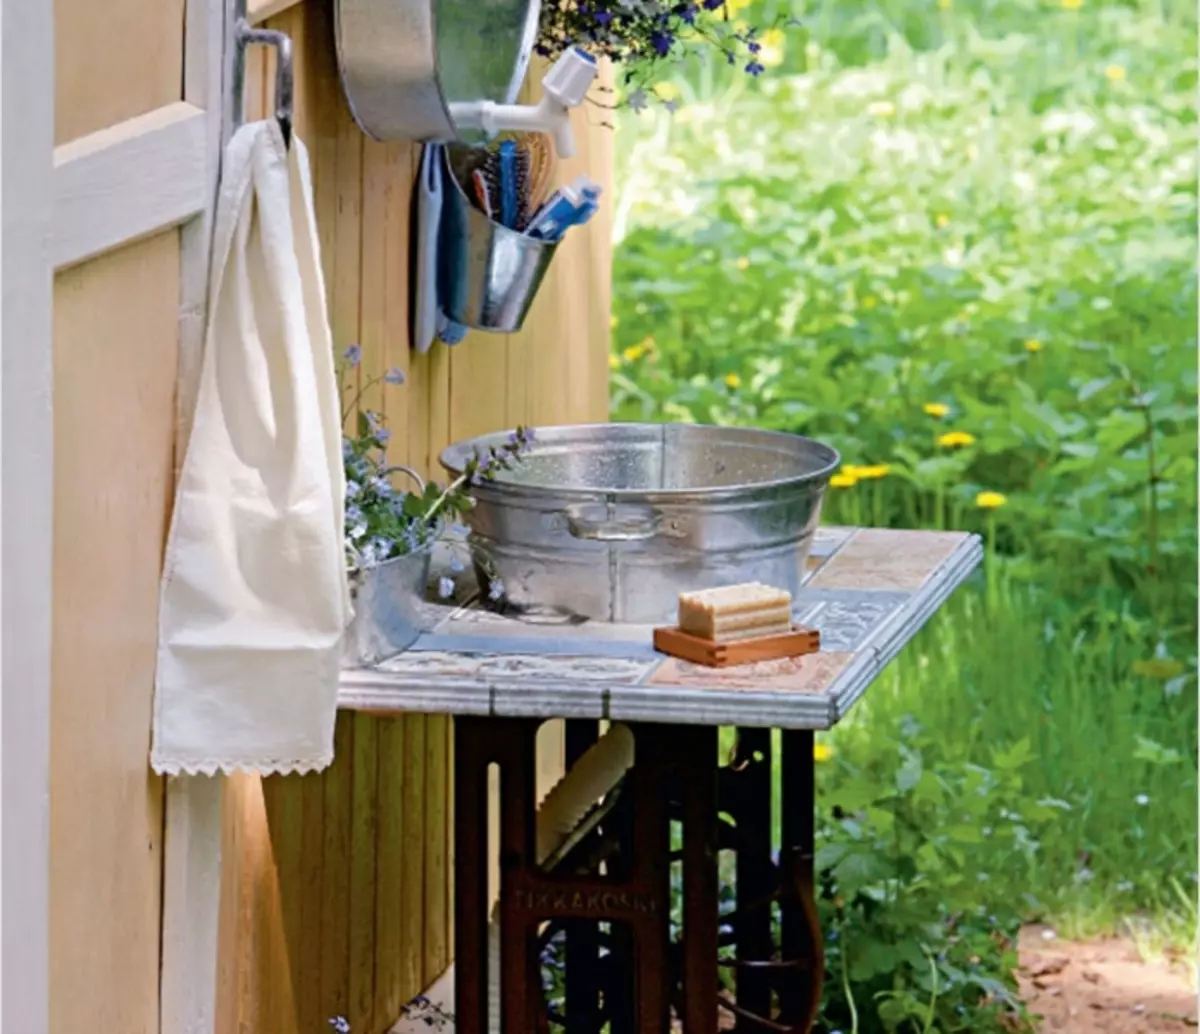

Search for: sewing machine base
xmin=453 ymin=717 xmax=824 ymax=1034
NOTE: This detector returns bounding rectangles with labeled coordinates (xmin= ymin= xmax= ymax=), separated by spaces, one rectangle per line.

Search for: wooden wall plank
xmin=399 ymin=716 xmax=428 ymax=998
xmin=54 ymin=0 xmax=185 ymax=144
xmin=49 ymin=228 xmax=180 ymax=1034
xmin=320 ymin=716 xmax=355 ymax=1026
xmin=350 ymin=714 xmax=381 ymax=1032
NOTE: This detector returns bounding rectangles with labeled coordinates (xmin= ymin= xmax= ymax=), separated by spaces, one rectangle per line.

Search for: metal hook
xmin=230 ymin=1 xmax=294 ymax=148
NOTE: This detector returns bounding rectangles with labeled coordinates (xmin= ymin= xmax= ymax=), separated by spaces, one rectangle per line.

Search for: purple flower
xmin=376 ymin=428 xmax=392 ymax=446
xmin=679 ymin=3 xmax=698 ymax=24
xmin=748 ymin=40 xmax=761 ymax=53
xmin=664 ymin=99 xmax=679 ymax=114
xmin=342 ymin=343 xmax=362 ymax=367
xmin=745 ymin=60 xmax=765 ymax=76
xmin=703 ymin=0 xmax=723 ymax=8
xmin=593 ymin=10 xmax=613 ymax=24
xmin=650 ymin=30 xmax=673 ymax=56
xmin=384 ymin=366 xmax=406 ymax=385
xmin=438 ymin=576 xmax=455 ymax=599
xmin=329 ymin=1018 xmax=351 ymax=1034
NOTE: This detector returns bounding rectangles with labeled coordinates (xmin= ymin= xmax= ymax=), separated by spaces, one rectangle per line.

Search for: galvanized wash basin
xmin=439 ymin=422 xmax=840 ymax=624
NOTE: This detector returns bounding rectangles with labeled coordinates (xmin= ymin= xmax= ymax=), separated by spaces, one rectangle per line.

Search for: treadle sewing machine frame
xmin=340 ymin=527 xmax=983 ymax=1034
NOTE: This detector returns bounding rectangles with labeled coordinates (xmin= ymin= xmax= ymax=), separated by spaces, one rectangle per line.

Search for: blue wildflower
xmin=342 ymin=344 xmax=362 ymax=367
xmin=345 ymin=504 xmax=364 ymax=525
xmin=593 ymin=9 xmax=612 ymax=24
xmin=438 ymin=576 xmax=455 ymax=599
xmin=449 ymin=554 xmax=465 ymax=574
xmin=329 ymin=1018 xmax=351 ymax=1034
xmin=346 ymin=480 xmax=362 ymax=500
xmin=703 ymin=0 xmax=723 ymax=8
xmin=650 ymin=30 xmax=673 ymax=56
xmin=383 ymin=366 xmax=406 ymax=384
xmin=376 ymin=428 xmax=392 ymax=446
xmin=488 ymin=579 xmax=506 ymax=602
xmin=748 ymin=40 xmax=761 ymax=53
xmin=745 ymin=60 xmax=765 ymax=76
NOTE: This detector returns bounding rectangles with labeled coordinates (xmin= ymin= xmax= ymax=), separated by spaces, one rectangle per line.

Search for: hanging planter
xmin=535 ymin=1 xmax=791 ymax=106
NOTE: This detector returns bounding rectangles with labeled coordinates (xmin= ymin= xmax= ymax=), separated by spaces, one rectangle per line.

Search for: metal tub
xmin=439 ymin=423 xmax=840 ymax=624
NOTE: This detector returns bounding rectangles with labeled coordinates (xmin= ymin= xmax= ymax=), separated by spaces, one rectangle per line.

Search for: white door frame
xmin=3 ymin=0 xmax=232 ymax=1030
xmin=2 ymin=0 xmax=57 ymax=1030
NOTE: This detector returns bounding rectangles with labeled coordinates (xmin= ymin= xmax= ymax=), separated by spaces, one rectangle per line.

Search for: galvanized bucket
xmin=342 ymin=548 xmax=433 ymax=668
xmin=341 ymin=463 xmax=436 ymax=668
xmin=437 ymin=147 xmax=559 ymax=332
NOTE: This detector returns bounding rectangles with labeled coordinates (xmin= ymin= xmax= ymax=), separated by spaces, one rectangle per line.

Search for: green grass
xmin=609 ymin=0 xmax=1198 ymax=975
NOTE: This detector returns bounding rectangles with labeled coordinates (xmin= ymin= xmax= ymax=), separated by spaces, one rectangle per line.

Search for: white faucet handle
xmin=542 ymin=46 xmax=599 ymax=109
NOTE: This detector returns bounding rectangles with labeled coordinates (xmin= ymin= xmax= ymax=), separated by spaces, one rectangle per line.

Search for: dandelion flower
xmin=976 ymin=490 xmax=1007 ymax=510
xmin=854 ymin=463 xmax=892 ymax=479
xmin=938 ymin=430 xmax=977 ymax=448
xmin=735 ymin=256 xmax=750 ymax=270
xmin=1104 ymin=64 xmax=1126 ymax=82
xmin=923 ymin=402 xmax=950 ymax=418
xmin=757 ymin=27 xmax=786 ymax=68
xmin=724 ymin=373 xmax=741 ymax=389
xmin=867 ymin=100 xmax=895 ymax=118
xmin=938 ymin=0 xmax=952 ymax=8
xmin=814 ymin=742 xmax=834 ymax=762
xmin=1024 ymin=339 xmax=1043 ymax=353
xmin=622 ymin=344 xmax=645 ymax=363
xmin=830 ymin=473 xmax=858 ymax=488
xmin=935 ymin=213 xmax=950 ymax=228
xmin=609 ymin=353 xmax=621 ymax=370
xmin=862 ymin=295 xmax=878 ymax=309
xmin=1060 ymin=0 xmax=1083 ymax=8
xmin=610 ymin=314 xmax=619 ymax=329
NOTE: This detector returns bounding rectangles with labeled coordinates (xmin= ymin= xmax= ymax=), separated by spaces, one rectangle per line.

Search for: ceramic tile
xmin=646 ymin=650 xmax=854 ymax=692
xmin=389 ymin=966 xmax=455 ymax=1034
xmin=809 ymin=529 xmax=966 ymax=592
xmin=803 ymin=597 xmax=906 ymax=653
xmin=379 ymin=649 xmax=654 ymax=685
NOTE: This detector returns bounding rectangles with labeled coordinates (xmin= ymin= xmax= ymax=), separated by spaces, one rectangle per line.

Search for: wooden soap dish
xmin=652 ymin=625 xmax=821 ymax=668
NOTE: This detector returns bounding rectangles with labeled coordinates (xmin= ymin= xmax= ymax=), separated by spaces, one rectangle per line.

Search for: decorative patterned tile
xmin=645 ymin=650 xmax=854 ymax=692
xmin=389 ymin=966 xmax=455 ymax=1034
xmin=378 ymin=650 xmax=654 ymax=685
xmin=802 ymin=597 xmax=906 ymax=653
xmin=809 ymin=529 xmax=967 ymax=592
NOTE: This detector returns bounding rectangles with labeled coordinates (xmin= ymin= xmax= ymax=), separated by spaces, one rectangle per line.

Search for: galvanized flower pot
xmin=342 ymin=548 xmax=433 ymax=668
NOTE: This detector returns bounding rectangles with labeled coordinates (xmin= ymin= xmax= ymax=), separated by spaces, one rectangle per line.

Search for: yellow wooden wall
xmin=218 ymin=5 xmax=613 ymax=1034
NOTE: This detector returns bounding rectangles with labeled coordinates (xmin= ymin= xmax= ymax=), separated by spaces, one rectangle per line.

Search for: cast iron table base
xmin=454 ymin=717 xmax=824 ymax=1034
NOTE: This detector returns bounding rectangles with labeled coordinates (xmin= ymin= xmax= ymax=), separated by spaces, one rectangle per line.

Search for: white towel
xmin=151 ymin=120 xmax=350 ymax=776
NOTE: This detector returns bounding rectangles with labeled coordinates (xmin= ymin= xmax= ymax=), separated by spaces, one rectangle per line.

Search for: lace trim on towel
xmin=150 ymin=750 xmax=334 ymax=778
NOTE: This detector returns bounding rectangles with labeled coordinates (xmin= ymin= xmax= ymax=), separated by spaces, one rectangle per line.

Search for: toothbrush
xmin=497 ymin=139 xmax=519 ymax=229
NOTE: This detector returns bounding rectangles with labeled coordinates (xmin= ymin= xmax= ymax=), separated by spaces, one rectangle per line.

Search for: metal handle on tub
xmin=563 ymin=503 xmax=663 ymax=542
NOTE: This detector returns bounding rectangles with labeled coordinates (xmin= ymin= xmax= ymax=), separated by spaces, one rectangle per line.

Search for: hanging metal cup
xmin=437 ymin=150 xmax=559 ymax=333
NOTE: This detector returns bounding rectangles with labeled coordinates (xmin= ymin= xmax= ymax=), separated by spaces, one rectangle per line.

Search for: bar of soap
xmin=678 ymin=582 xmax=793 ymax=642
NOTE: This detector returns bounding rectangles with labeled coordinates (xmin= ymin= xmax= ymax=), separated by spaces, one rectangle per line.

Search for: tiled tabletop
xmin=338 ymin=527 xmax=982 ymax=730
